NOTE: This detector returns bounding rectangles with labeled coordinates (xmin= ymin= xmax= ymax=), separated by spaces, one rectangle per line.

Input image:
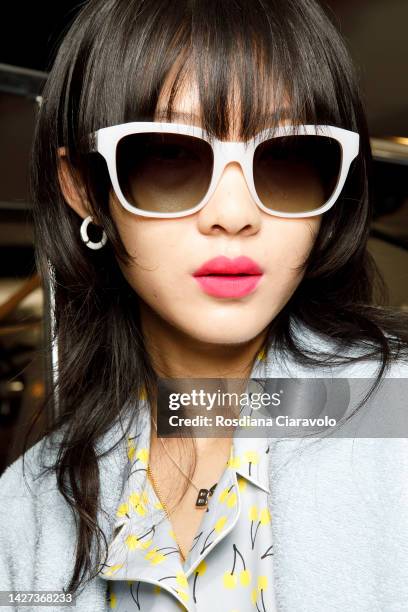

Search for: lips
xmin=193 ymin=256 xmax=263 ymax=276
xmin=192 ymin=256 xmax=263 ymax=298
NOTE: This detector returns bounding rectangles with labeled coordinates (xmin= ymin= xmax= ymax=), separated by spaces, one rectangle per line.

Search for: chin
xmin=184 ymin=325 xmax=264 ymax=346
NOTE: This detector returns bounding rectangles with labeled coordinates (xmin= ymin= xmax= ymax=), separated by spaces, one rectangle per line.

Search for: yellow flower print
xmin=214 ymin=515 xmax=228 ymax=533
xmin=227 ymin=544 xmax=251 ymax=590
xmin=237 ymin=476 xmax=247 ymax=492
xmin=259 ymin=507 xmax=271 ymax=525
xmin=250 ymin=577 xmax=268 ymax=609
xmin=116 ymin=502 xmax=129 ymax=518
xmin=243 ymin=450 xmax=259 ymax=465
xmin=219 ymin=487 xmax=237 ymax=507
xmin=136 ymin=448 xmax=149 ymax=463
xmin=223 ymin=571 xmax=238 ymax=589
xmin=176 ymin=571 xmax=188 ymax=588
xmin=129 ymin=490 xmax=148 ymax=516
xmin=195 ymin=559 xmax=207 ymax=575
xmin=151 ymin=552 xmax=166 ymax=565
xmin=249 ymin=505 xmax=258 ymax=521
xmin=257 ymin=575 xmax=268 ymax=590
xmin=125 ymin=534 xmax=140 ymax=550
xmin=192 ymin=559 xmax=207 ymax=602
xmin=125 ymin=534 xmax=152 ymax=550
xmin=249 ymin=505 xmax=271 ymax=548
xmin=145 ymin=546 xmax=158 ymax=559
xmin=103 ymin=563 xmax=123 ymax=577
xmin=219 ymin=487 xmax=230 ymax=502
xmin=227 ymin=454 xmax=241 ymax=469
xmin=127 ymin=442 xmax=136 ymax=462
xmin=239 ymin=568 xmax=251 ymax=586
xmin=176 ymin=589 xmax=189 ymax=602
xmin=145 ymin=546 xmax=166 ymax=565
xmin=227 ymin=492 xmax=237 ymax=508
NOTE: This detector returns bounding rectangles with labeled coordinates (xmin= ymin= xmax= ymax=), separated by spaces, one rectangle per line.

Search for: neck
xmin=139 ymin=302 xmax=269 ymax=455
xmin=139 ymin=301 xmax=268 ymax=379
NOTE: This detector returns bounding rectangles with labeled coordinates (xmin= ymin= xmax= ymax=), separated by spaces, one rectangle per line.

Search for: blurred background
xmin=0 ymin=0 xmax=407 ymax=473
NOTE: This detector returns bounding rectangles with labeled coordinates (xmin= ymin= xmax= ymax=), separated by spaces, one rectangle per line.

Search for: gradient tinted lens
xmin=253 ymin=135 xmax=342 ymax=213
xmin=116 ymin=132 xmax=213 ymax=213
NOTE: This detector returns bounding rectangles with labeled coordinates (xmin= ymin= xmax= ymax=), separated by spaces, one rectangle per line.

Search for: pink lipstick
xmin=192 ymin=256 xmax=263 ymax=298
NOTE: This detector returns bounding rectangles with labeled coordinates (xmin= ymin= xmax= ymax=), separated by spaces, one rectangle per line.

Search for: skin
xmin=58 ymin=68 xmax=322 ymax=550
xmin=59 ymin=73 xmax=321 ymax=381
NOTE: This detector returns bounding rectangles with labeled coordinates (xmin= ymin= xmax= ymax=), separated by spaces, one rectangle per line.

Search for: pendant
xmin=195 ymin=483 xmax=217 ymax=507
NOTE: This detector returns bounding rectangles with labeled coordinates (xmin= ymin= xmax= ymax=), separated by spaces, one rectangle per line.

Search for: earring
xmin=80 ymin=215 xmax=108 ymax=250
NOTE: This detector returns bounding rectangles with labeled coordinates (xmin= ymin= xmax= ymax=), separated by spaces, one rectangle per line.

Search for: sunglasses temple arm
xmin=78 ymin=132 xmax=98 ymax=153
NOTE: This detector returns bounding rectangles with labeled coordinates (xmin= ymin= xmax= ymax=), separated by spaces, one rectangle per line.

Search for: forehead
xmin=154 ymin=73 xmax=204 ymax=123
xmin=154 ymin=63 xmax=292 ymax=140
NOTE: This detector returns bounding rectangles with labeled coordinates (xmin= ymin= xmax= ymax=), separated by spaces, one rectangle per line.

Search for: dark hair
xmin=24 ymin=0 xmax=408 ymax=599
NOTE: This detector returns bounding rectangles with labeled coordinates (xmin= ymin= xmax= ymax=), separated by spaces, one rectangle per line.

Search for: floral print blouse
xmin=98 ymin=377 xmax=276 ymax=611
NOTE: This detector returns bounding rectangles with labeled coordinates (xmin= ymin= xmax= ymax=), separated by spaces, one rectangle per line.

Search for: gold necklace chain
xmin=150 ymin=412 xmax=217 ymax=507
xmin=146 ymin=463 xmax=187 ymax=561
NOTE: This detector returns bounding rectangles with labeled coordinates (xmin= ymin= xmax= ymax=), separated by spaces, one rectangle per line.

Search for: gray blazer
xmin=1 ymin=322 xmax=408 ymax=611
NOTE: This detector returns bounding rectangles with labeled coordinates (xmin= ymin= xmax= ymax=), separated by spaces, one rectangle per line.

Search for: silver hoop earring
xmin=80 ymin=215 xmax=108 ymax=250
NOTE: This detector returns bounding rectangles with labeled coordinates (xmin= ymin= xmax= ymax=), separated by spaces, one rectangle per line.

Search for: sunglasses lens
xmin=116 ymin=132 xmax=213 ymax=213
xmin=253 ymin=135 xmax=342 ymax=214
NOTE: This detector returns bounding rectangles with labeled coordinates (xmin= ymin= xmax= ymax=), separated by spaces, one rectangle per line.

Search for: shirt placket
xmin=182 ymin=465 xmax=241 ymax=578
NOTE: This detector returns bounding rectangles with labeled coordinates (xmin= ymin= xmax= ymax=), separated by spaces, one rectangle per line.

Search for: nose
xmin=196 ymin=158 xmax=262 ymax=236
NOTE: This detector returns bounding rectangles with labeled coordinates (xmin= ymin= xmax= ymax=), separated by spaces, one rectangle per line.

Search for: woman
xmin=1 ymin=0 xmax=407 ymax=610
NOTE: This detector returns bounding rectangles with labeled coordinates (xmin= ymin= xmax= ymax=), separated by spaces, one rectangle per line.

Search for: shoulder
xmin=0 ymin=419 xmax=129 ymax=592
xmin=0 ymin=435 xmax=59 ymax=537
xmin=263 ymin=318 xmax=408 ymax=442
xmin=0 ymin=410 xmax=135 ymax=557
xmin=0 ymin=436 xmax=52 ymax=496
xmin=0 ymin=436 xmax=60 ymax=589
xmin=262 ymin=317 xmax=408 ymax=378
xmin=0 ymin=408 xmax=132 ymax=502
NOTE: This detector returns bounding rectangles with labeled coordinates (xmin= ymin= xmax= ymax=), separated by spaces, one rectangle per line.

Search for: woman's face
xmin=109 ymin=76 xmax=322 ymax=348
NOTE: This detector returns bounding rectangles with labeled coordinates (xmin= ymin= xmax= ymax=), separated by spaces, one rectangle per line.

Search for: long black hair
xmin=24 ymin=0 xmax=408 ymax=598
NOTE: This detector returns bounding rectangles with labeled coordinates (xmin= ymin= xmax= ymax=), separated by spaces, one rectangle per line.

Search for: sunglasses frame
xmin=87 ymin=121 xmax=360 ymax=219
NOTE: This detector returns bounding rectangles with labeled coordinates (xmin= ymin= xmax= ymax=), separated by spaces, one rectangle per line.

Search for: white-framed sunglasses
xmin=86 ymin=121 xmax=360 ymax=219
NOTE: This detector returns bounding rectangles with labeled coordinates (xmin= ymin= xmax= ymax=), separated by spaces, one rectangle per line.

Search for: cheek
xmin=258 ymin=220 xmax=320 ymax=314
xmin=109 ymin=203 xmax=203 ymax=327
xmin=115 ymin=218 xmax=188 ymax=299
xmin=265 ymin=218 xmax=320 ymax=272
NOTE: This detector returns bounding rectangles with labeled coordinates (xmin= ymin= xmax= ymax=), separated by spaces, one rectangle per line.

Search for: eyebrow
xmin=154 ymin=108 xmax=292 ymax=124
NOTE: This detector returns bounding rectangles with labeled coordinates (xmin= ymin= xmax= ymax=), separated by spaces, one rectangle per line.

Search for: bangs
xmin=59 ymin=0 xmax=359 ymax=151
